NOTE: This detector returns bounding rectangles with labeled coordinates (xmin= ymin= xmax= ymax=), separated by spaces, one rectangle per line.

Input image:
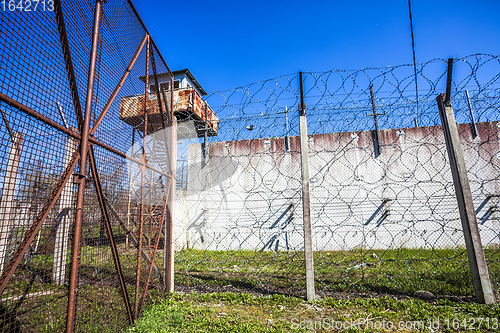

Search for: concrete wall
xmin=173 ymin=121 xmax=500 ymax=251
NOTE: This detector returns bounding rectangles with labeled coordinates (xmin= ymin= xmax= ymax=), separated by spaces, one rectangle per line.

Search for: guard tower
xmin=119 ymin=68 xmax=218 ymax=138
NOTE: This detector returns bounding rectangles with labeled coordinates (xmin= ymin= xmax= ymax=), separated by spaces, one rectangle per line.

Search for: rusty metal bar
xmin=126 ymin=129 xmax=135 ymax=247
xmin=445 ymin=58 xmax=453 ymax=106
xmin=91 ymin=34 xmax=148 ymax=135
xmin=135 ymin=35 xmax=150 ymax=319
xmin=149 ymin=41 xmax=172 ymax=178
xmin=437 ymin=91 xmax=495 ymax=304
xmin=54 ymin=0 xmax=84 ymax=130
xmin=138 ymin=178 xmax=171 ymax=316
xmin=0 ymin=149 xmax=80 ymax=296
xmin=149 ymin=42 xmax=167 ymax=130
xmin=88 ymin=145 xmax=134 ymax=325
xmin=0 ymin=93 xmax=172 ymax=179
xmin=66 ymin=1 xmax=104 ymax=331
xmin=0 ymin=93 xmax=81 ymax=141
xmin=298 ymin=72 xmax=315 ymax=301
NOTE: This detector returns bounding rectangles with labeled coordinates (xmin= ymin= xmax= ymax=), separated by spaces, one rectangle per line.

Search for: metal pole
xmin=436 ymin=58 xmax=495 ymax=304
xmin=369 ymin=85 xmax=381 ymax=156
xmin=465 ymin=90 xmax=478 ymax=138
xmin=165 ymin=118 xmax=177 ymax=293
xmin=285 ymin=106 xmax=290 ymax=152
xmin=126 ymin=129 xmax=136 ymax=247
xmin=298 ymin=72 xmax=315 ymax=301
xmin=149 ymin=42 xmax=167 ymax=131
xmin=0 ymin=93 xmax=78 ymax=142
xmin=66 ymin=1 xmax=103 ymax=331
xmin=0 ymin=132 xmax=23 ymax=271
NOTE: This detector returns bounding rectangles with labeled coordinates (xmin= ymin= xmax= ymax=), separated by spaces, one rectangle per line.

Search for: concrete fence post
xmin=436 ymin=58 xmax=495 ymax=304
xmin=0 ymin=132 xmax=23 ymax=272
xmin=298 ymin=72 xmax=315 ymax=301
xmin=52 ymin=127 xmax=78 ymax=284
xmin=164 ymin=118 xmax=177 ymax=293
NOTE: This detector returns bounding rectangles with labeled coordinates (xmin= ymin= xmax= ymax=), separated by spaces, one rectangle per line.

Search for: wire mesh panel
xmin=0 ymin=0 xmax=173 ymax=331
xmin=174 ymin=112 xmax=311 ymax=296
xmin=0 ymin=105 xmax=74 ymax=332
xmin=0 ymin=2 xmax=79 ymax=330
xmin=304 ymin=78 xmax=468 ymax=297
xmin=174 ymin=55 xmax=500 ymax=300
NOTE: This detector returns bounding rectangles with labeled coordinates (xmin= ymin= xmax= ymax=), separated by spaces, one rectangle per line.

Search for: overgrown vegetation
xmin=174 ymin=247 xmax=500 ymax=297
xmin=0 ymin=245 xmax=498 ymax=332
xmin=129 ymin=291 xmax=500 ymax=332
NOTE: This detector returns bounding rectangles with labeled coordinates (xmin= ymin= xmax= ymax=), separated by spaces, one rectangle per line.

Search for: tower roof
xmin=139 ymin=68 xmax=207 ymax=96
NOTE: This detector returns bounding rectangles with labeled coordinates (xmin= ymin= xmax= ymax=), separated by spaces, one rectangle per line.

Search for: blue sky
xmin=134 ymin=0 xmax=500 ymax=93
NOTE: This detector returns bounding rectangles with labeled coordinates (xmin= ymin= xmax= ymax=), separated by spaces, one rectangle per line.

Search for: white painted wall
xmin=173 ymin=121 xmax=500 ymax=251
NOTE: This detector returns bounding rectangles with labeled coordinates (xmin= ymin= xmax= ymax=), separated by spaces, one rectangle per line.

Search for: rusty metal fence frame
xmin=0 ymin=0 xmax=176 ymax=331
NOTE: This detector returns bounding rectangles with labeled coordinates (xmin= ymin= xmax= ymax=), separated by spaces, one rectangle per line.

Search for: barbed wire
xmin=0 ymin=1 xmax=499 ymax=328
xmin=176 ymin=54 xmax=500 ymax=299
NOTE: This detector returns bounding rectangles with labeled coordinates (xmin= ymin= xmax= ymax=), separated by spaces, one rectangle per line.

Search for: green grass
xmin=173 ymin=247 xmax=500 ymax=297
xmin=21 ymin=245 xmax=497 ymax=298
xmin=15 ymin=225 xmax=500 ymax=300
xmin=1 ymin=244 xmax=498 ymax=331
xmin=129 ymin=291 xmax=500 ymax=332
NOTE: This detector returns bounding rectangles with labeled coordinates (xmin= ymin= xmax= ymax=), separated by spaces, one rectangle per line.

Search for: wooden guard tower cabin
xmin=119 ymin=69 xmax=218 ymax=138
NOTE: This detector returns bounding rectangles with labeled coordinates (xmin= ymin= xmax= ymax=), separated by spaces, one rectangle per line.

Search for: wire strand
xmin=408 ymin=0 xmax=419 ymax=120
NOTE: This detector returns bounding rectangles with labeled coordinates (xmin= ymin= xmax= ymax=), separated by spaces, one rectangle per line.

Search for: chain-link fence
xmin=174 ymin=55 xmax=500 ymax=301
xmin=1 ymin=0 xmax=175 ymax=331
